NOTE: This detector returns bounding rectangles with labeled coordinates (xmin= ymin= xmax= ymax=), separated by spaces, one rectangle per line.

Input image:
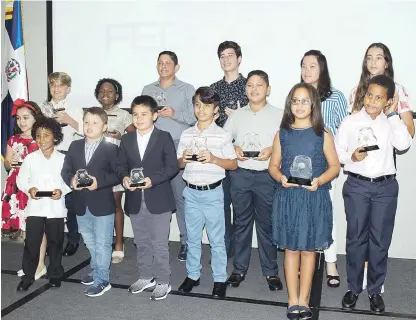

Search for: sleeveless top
xmin=279 ymin=126 xmax=330 ymax=189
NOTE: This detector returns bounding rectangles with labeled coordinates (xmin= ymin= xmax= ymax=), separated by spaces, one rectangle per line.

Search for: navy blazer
xmin=117 ymin=127 xmax=179 ymax=215
xmin=61 ymin=139 xmax=120 ymax=216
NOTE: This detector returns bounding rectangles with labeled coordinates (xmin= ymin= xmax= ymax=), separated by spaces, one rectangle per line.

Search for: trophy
xmin=287 ymin=155 xmax=313 ymax=186
xmin=10 ymin=144 xmax=24 ymax=167
xmin=130 ymin=168 xmax=146 ymax=187
xmin=358 ymin=127 xmax=379 ymax=152
xmin=187 ymin=136 xmax=208 ymax=161
xmin=241 ymin=133 xmax=261 ymax=158
xmin=42 ymin=101 xmax=69 ymax=127
xmin=154 ymin=92 xmax=167 ymax=111
xmin=76 ymin=169 xmax=94 ymax=188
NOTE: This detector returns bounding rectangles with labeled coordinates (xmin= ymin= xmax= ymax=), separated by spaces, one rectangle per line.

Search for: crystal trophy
xmin=130 ymin=168 xmax=146 ymax=187
xmin=10 ymin=144 xmax=24 ymax=167
xmin=241 ymin=133 xmax=261 ymax=158
xmin=287 ymin=155 xmax=313 ymax=186
xmin=357 ymin=127 xmax=379 ymax=152
xmin=76 ymin=169 xmax=93 ymax=188
xmin=154 ymin=92 xmax=167 ymax=111
xmin=187 ymin=136 xmax=208 ymax=161
xmin=48 ymin=102 xmax=68 ymax=127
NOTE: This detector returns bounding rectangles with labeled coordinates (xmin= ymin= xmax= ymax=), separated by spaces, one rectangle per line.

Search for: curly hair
xmin=94 ymin=78 xmax=123 ymax=105
xmin=31 ymin=117 xmax=64 ymax=146
xmin=13 ymin=101 xmax=45 ymax=135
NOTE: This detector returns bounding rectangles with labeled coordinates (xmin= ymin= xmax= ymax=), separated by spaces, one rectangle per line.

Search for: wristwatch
xmin=387 ymin=111 xmax=398 ymax=118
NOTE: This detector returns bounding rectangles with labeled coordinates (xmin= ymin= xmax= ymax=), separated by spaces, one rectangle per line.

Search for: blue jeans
xmin=183 ymin=186 xmax=227 ymax=282
xmin=76 ymin=209 xmax=114 ymax=285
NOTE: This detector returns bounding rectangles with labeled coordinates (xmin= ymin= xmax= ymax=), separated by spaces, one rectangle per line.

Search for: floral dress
xmin=1 ymin=135 xmax=38 ymax=231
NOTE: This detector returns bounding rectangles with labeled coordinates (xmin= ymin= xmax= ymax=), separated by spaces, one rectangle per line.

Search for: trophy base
xmin=35 ymin=191 xmax=53 ymax=197
xmin=60 ymin=124 xmax=68 ymax=127
xmin=76 ymin=181 xmax=93 ymax=188
xmin=11 ymin=162 xmax=23 ymax=168
xmin=157 ymin=105 xmax=166 ymax=111
xmin=130 ymin=182 xmax=146 ymax=187
xmin=243 ymin=151 xmax=260 ymax=158
xmin=287 ymin=176 xmax=312 ymax=186
xmin=188 ymin=154 xmax=200 ymax=162
xmin=359 ymin=145 xmax=380 ymax=152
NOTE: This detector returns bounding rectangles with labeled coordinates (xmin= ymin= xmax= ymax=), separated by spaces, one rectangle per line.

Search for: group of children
xmin=1 ymin=40 xmax=412 ymax=319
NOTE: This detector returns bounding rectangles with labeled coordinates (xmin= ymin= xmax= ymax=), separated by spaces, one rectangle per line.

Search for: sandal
xmin=326 ymin=263 xmax=340 ymax=288
xmin=299 ymin=306 xmax=312 ymax=320
xmin=286 ymin=305 xmax=299 ymax=320
xmin=111 ymin=246 xmax=124 ymax=264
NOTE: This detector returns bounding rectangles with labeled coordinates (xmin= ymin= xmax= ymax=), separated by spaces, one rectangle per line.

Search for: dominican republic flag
xmin=1 ymin=0 xmax=28 ymax=159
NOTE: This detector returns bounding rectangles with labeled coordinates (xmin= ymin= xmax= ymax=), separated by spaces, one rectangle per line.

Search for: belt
xmin=57 ymin=150 xmax=67 ymax=155
xmin=186 ymin=180 xmax=222 ymax=191
xmin=348 ymin=172 xmax=395 ymax=183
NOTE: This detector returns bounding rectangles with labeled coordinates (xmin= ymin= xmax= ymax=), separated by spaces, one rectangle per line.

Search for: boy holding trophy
xmin=117 ymin=95 xmax=179 ymax=301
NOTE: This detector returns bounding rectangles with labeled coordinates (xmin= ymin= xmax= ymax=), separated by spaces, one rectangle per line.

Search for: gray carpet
xmin=2 ymin=238 xmax=416 ymax=320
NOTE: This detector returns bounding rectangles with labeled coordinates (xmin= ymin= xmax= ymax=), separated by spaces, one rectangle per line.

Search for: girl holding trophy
xmin=269 ymin=83 xmax=340 ymax=319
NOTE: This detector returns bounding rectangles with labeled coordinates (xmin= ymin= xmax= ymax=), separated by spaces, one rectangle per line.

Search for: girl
xmin=94 ymin=78 xmax=132 ymax=264
xmin=1 ymin=100 xmax=48 ymax=280
xmin=349 ymin=43 xmax=414 ymax=137
xmin=269 ymin=83 xmax=340 ymax=319
xmin=16 ymin=117 xmax=71 ymax=291
xmin=300 ymin=50 xmax=348 ymax=288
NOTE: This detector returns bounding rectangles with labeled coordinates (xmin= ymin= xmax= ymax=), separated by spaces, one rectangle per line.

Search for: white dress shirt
xmin=40 ymin=98 xmax=84 ymax=151
xmin=136 ymin=126 xmax=154 ymax=159
xmin=16 ymin=150 xmax=72 ymax=218
xmin=335 ymin=108 xmax=413 ymax=178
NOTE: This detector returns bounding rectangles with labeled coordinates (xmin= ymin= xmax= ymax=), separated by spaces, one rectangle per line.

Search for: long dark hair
xmin=352 ymin=43 xmax=394 ymax=112
xmin=280 ymin=83 xmax=325 ymax=136
xmin=300 ymin=50 xmax=332 ymax=101
xmin=14 ymin=101 xmax=44 ymax=135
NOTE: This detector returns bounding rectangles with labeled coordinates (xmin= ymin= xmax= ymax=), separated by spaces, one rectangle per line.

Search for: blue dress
xmin=272 ymin=127 xmax=333 ymax=251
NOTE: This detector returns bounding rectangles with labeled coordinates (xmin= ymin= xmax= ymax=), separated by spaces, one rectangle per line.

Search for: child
xmin=16 ymin=117 xmax=71 ymax=291
xmin=337 ymin=75 xmax=412 ymax=315
xmin=40 ymin=71 xmax=84 ymax=257
xmin=177 ymin=87 xmax=237 ymax=298
xmin=223 ymin=70 xmax=284 ymax=291
xmin=94 ymin=78 xmax=132 ymax=264
xmin=118 ymin=95 xmax=178 ymax=301
xmin=61 ymin=107 xmax=119 ymax=297
xmin=269 ymin=83 xmax=340 ymax=319
xmin=2 ymin=100 xmax=42 ymax=239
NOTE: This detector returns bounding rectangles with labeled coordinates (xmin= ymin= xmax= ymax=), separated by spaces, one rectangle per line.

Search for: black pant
xmin=22 ymin=217 xmax=65 ymax=281
xmin=65 ymin=192 xmax=80 ymax=244
xmin=230 ymin=167 xmax=279 ymax=276
xmin=223 ymin=171 xmax=234 ymax=256
xmin=343 ymin=175 xmax=398 ymax=295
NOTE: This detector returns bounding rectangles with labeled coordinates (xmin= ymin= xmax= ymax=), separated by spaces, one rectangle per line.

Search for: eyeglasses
xmin=291 ymin=98 xmax=311 ymax=105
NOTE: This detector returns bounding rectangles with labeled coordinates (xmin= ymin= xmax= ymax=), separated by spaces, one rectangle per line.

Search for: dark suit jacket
xmin=61 ymin=139 xmax=120 ymax=216
xmin=117 ymin=127 xmax=179 ymax=215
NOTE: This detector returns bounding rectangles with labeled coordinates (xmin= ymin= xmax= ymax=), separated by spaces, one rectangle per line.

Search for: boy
xmin=210 ymin=41 xmax=249 ymax=258
xmin=336 ymin=75 xmax=412 ymax=315
xmin=118 ymin=95 xmax=179 ymax=301
xmin=61 ymin=107 xmax=119 ymax=297
xmin=141 ymin=51 xmax=196 ymax=261
xmin=177 ymin=87 xmax=237 ymax=299
xmin=16 ymin=117 xmax=71 ymax=291
xmin=40 ymin=72 xmax=84 ymax=256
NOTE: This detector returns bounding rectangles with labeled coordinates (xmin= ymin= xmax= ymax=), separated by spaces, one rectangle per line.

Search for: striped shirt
xmin=177 ymin=121 xmax=236 ymax=185
xmin=84 ymin=138 xmax=102 ymax=165
xmin=321 ymin=88 xmax=349 ymax=137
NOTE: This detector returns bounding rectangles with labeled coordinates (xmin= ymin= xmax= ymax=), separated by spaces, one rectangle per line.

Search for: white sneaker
xmin=128 ymin=278 xmax=156 ymax=294
xmin=151 ymin=284 xmax=171 ymax=301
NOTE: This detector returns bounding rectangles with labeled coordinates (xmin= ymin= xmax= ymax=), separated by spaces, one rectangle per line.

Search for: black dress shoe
xmin=227 ymin=273 xmax=245 ymax=287
xmin=266 ymin=275 xmax=283 ymax=291
xmin=369 ymin=294 xmax=385 ymax=315
xmin=177 ymin=244 xmax=187 ymax=262
xmin=342 ymin=291 xmax=359 ymax=310
xmin=49 ymin=278 xmax=61 ymax=288
xmin=17 ymin=279 xmax=34 ymax=291
xmin=178 ymin=277 xmax=200 ymax=292
xmin=212 ymin=282 xmax=227 ymax=298
xmin=63 ymin=243 xmax=79 ymax=256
